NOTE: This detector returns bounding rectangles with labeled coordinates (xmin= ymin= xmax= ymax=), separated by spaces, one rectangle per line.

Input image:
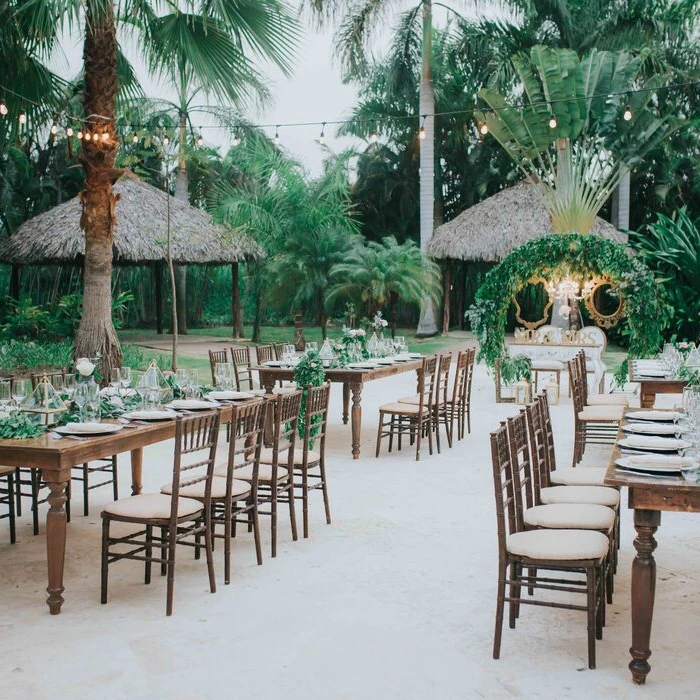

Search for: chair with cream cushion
xmin=101 ymin=410 xmax=221 ymax=616
xmin=575 ymin=351 xmax=631 ymax=407
xmin=0 ymin=466 xmax=17 ymax=544
xmin=490 ymin=423 xmax=607 ymax=670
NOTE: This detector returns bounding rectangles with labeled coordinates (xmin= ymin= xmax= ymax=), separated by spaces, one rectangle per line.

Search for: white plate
xmin=99 ymin=387 xmax=136 ymax=397
xmin=55 ymin=422 xmax=124 ymax=436
xmin=346 ymin=362 xmax=379 ymax=370
xmin=375 ymin=359 xmax=395 ymax=365
xmin=263 ymin=360 xmax=284 ymax=367
xmin=622 ymin=422 xmax=679 ymax=436
xmin=637 ymin=369 xmax=671 ymax=378
xmin=407 ymin=353 xmax=423 ymax=359
xmin=168 ymin=399 xmax=220 ymax=410
xmin=618 ymin=437 xmax=690 ymax=452
xmin=626 ymin=410 xmax=680 ymax=422
xmin=207 ymin=391 xmax=255 ymax=401
xmin=124 ymin=409 xmax=177 ymax=421
xmin=616 ymin=467 xmax=678 ymax=479
xmin=615 ymin=456 xmax=688 ymax=473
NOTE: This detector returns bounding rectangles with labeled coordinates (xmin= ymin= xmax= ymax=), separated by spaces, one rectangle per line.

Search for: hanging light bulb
xmin=101 ymin=130 xmax=109 ymax=141
xmin=419 ymin=115 xmax=426 ymax=140
xmin=318 ymin=122 xmax=326 ymax=145
xmin=163 ymin=135 xmax=170 ymax=146
xmin=274 ymin=126 xmax=280 ymax=145
xmin=623 ymin=104 xmax=633 ymax=121
xmin=548 ymin=114 xmax=557 ymax=129
xmin=197 ymin=132 xmax=203 ymax=146
xmin=50 ymin=123 xmax=58 ymax=135
xmin=479 ymin=122 xmax=489 ymax=135
xmin=92 ymin=132 xmax=99 ymax=141
xmin=18 ymin=111 xmax=26 ymax=125
xmin=132 ymin=133 xmax=139 ymax=144
xmin=77 ymin=129 xmax=84 ymax=140
xmin=231 ymin=133 xmax=240 ymax=147
xmin=66 ymin=126 xmax=74 ymax=137
xmin=0 ymin=99 xmax=7 ymax=116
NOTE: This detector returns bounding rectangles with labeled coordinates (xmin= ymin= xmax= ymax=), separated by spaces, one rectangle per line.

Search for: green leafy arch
xmin=467 ymin=233 xmax=669 ymax=380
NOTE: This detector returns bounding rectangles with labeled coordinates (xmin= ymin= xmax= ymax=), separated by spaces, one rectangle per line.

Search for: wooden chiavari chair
xmin=230 ymin=346 xmax=254 ymax=391
xmin=0 ymin=466 xmax=17 ymax=544
xmin=208 ymin=348 xmax=229 ymax=387
xmin=101 ymin=410 xmax=221 ymax=616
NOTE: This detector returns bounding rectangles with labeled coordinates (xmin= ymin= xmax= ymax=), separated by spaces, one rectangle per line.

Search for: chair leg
xmin=271 ymin=484 xmax=278 ymax=558
xmin=7 ymin=472 xmax=16 ymax=544
xmin=160 ymin=526 xmax=167 ymax=576
xmin=165 ymin=526 xmax=177 ymax=616
xmin=204 ymin=514 xmax=216 ymax=595
xmin=509 ymin=562 xmax=521 ymax=628
xmin=302 ymin=468 xmax=309 ymax=539
xmin=493 ymin=561 xmax=507 ymax=659
xmin=224 ymin=503 xmax=232 ymax=584
xmin=433 ymin=409 xmax=441 ymax=455
xmin=100 ymin=517 xmax=110 ymax=604
xmin=320 ymin=460 xmax=331 ymax=525
xmin=252 ymin=499 xmax=263 ymax=566
xmin=375 ymin=412 xmax=384 ymax=458
xmin=144 ymin=524 xmax=153 ymax=584
xmin=111 ymin=455 xmax=119 ymax=502
xmin=31 ymin=470 xmax=41 ymax=535
xmin=287 ymin=476 xmax=298 ymax=542
xmin=81 ymin=463 xmax=89 ymax=516
xmin=586 ymin=567 xmax=597 ymax=669
xmin=14 ymin=468 xmax=22 ymax=517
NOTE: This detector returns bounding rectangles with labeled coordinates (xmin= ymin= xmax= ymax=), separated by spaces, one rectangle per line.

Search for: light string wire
xmin=1 ymin=78 xmax=698 ymax=142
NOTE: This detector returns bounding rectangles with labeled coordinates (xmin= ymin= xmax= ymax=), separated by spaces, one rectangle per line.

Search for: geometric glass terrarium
xmin=22 ymin=373 xmax=68 ymax=426
xmin=137 ymin=360 xmax=173 ymax=407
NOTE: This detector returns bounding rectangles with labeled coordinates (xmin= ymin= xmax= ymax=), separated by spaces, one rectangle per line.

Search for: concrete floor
xmin=1 ymin=364 xmax=699 ymax=700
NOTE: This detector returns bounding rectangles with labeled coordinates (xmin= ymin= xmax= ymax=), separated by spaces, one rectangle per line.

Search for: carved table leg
xmin=45 ymin=478 xmax=69 ymax=614
xmin=342 ymin=383 xmax=350 ymax=425
xmin=131 ymin=448 xmax=143 ymax=496
xmin=640 ymin=387 xmax=654 ymax=409
xmin=629 ymin=508 xmax=660 ymax=685
xmin=350 ymin=382 xmax=363 ymax=460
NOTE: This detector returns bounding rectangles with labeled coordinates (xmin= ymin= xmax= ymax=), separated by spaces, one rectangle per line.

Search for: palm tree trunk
xmin=231 ymin=262 xmax=243 ymax=338
xmin=174 ymin=111 xmax=188 ymax=335
xmin=416 ymin=0 xmax=438 ymax=337
xmin=611 ymin=168 xmax=630 ymax=229
xmin=389 ymin=291 xmax=398 ymax=339
xmin=74 ymin=0 xmax=123 ymax=381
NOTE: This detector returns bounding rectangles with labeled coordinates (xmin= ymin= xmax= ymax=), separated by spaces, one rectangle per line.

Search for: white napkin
xmin=623 ymin=434 xmax=682 ymax=449
xmin=627 ymin=455 xmax=694 ymax=468
xmin=627 ymin=410 xmax=680 ymax=421
xmin=624 ymin=422 xmax=678 ymax=435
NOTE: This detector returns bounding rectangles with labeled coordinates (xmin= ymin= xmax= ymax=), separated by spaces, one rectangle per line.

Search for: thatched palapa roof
xmin=427 ymin=181 xmax=627 ymax=262
xmin=2 ymin=173 xmax=263 ymax=265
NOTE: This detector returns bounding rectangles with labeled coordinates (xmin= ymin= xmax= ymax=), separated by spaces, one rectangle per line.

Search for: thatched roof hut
xmin=2 ymin=173 xmax=263 ymax=265
xmin=428 ymin=181 xmax=626 ymax=262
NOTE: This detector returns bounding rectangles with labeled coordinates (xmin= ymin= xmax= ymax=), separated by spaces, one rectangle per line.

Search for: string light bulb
xmin=548 ymin=113 xmax=558 ymax=129
xmin=318 ymin=122 xmax=326 ymax=145
xmin=0 ymin=100 xmax=7 ymax=116
xmin=231 ymin=133 xmax=240 ymax=146
xmin=92 ymin=132 xmax=99 ymax=141
xmin=77 ymin=130 xmax=83 ymax=139
xmin=163 ymin=135 xmax=169 ymax=146
xmin=623 ymin=104 xmax=633 ymax=121
xmin=132 ymin=133 xmax=139 ymax=143
xmin=197 ymin=133 xmax=203 ymax=146
xmin=66 ymin=126 xmax=74 ymax=137
xmin=18 ymin=111 xmax=26 ymax=125
xmin=50 ymin=123 xmax=58 ymax=135
xmin=370 ymin=122 xmax=379 ymax=143
xmin=479 ymin=122 xmax=489 ymax=135
xmin=419 ymin=115 xmax=426 ymax=140
xmin=101 ymin=130 xmax=109 ymax=141
xmin=274 ymin=126 xmax=280 ymax=145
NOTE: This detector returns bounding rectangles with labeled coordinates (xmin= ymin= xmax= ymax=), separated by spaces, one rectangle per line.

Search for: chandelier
xmin=545 ymin=277 xmax=597 ymax=318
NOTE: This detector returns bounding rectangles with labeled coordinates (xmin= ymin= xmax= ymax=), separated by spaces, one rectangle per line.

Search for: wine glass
xmin=11 ymin=378 xmax=29 ymax=409
xmin=73 ymin=381 xmax=90 ymax=420
xmin=119 ymin=367 xmax=132 ymax=395
xmin=64 ymin=374 xmax=76 ymax=399
xmin=187 ymin=369 xmax=200 ymax=399
xmin=0 ymin=380 xmax=12 ymax=413
xmin=214 ymin=363 xmax=228 ymax=388
xmin=50 ymin=374 xmax=65 ymax=394
xmin=306 ymin=341 xmax=318 ymax=354
xmin=110 ymin=368 xmax=121 ymax=394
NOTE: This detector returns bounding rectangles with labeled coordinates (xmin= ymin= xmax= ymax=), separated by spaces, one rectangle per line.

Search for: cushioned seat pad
xmin=507 ymin=529 xmax=609 ymax=560
xmin=550 ymin=467 xmax=607 ymax=486
xmin=524 ymin=503 xmax=615 ymax=530
xmin=578 ymin=405 xmax=625 ymax=421
xmin=259 ymin=447 xmax=321 ymax=465
xmin=379 ymin=401 xmax=426 ymax=414
xmin=214 ymin=463 xmax=288 ymax=482
xmin=102 ymin=493 xmax=202 ymax=520
xmin=161 ymin=477 xmax=251 ymax=500
xmin=540 ymin=485 xmax=620 ymax=507
xmin=531 ymin=360 xmax=564 ymax=371
xmin=587 ymin=394 xmax=630 ymax=407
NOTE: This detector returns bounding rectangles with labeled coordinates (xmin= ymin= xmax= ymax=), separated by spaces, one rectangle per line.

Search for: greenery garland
xmin=292 ymin=351 xmax=326 ymax=443
xmin=466 ymin=233 xmax=670 ymax=385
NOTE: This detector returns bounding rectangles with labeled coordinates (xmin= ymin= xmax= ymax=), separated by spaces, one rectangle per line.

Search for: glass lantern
xmin=514 ymin=379 xmax=532 ymax=405
xmin=138 ymin=361 xmax=173 ymax=408
xmin=22 ymin=373 xmax=68 ymax=426
xmin=367 ymin=332 xmax=380 ymax=358
xmin=544 ymin=380 xmax=560 ymax=405
xmin=318 ymin=339 xmax=336 ymax=368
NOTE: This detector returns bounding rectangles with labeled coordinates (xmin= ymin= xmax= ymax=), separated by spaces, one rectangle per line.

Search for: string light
xmin=77 ymin=130 xmax=83 ymax=139
xmin=479 ymin=122 xmax=489 ymax=135
xmin=419 ymin=115 xmax=426 ymax=140
xmin=18 ymin=111 xmax=26 ymax=125
xmin=50 ymin=123 xmax=58 ymax=135
xmin=101 ymin=130 xmax=109 ymax=141
xmin=623 ymin=104 xmax=633 ymax=121
xmin=91 ymin=132 xmax=99 ymax=141
xmin=0 ymin=99 xmax=8 ymax=116
xmin=66 ymin=126 xmax=73 ymax=137
xmin=132 ymin=133 xmax=139 ymax=143
xmin=231 ymin=133 xmax=240 ymax=146
xmin=197 ymin=132 xmax=204 ymax=146
xmin=274 ymin=125 xmax=280 ymax=145
xmin=163 ymin=135 xmax=169 ymax=146
xmin=318 ymin=122 xmax=326 ymax=145
xmin=548 ymin=114 xmax=558 ymax=129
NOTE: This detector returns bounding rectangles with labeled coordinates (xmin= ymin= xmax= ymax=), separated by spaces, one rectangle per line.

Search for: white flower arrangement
xmin=75 ymin=357 xmax=96 ymax=377
xmin=371 ymin=311 xmax=388 ymax=331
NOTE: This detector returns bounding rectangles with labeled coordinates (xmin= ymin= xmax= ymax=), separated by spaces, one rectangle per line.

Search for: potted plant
xmin=495 ymin=353 xmax=532 ymax=403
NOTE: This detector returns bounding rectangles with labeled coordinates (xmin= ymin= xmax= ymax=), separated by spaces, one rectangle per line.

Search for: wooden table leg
xmin=131 ymin=448 xmax=143 ymax=496
xmin=350 ymin=382 xmax=362 ymax=460
xmin=342 ymin=383 xmax=349 ymax=425
xmin=44 ymin=476 xmax=69 ymax=615
xmin=640 ymin=387 xmax=654 ymax=409
xmin=629 ymin=508 xmax=661 ymax=685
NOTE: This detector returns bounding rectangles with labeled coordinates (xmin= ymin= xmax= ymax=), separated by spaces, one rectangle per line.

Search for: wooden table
xmin=604 ymin=409 xmax=700 ymax=684
xmin=629 ymin=361 xmax=687 ymax=408
xmin=0 ymin=404 xmax=246 ymax=615
xmin=255 ymin=359 xmax=423 ymax=459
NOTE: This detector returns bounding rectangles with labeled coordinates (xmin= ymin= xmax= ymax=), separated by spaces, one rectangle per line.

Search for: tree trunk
xmin=416 ymin=0 xmax=438 ymax=337
xmin=318 ymin=291 xmax=327 ymax=339
xmin=74 ymin=0 xmax=123 ymax=382
xmin=252 ymin=289 xmax=262 ymax=343
xmin=155 ymin=263 xmax=163 ymax=334
xmin=442 ymin=261 xmax=451 ymax=335
xmin=389 ymin=291 xmax=398 ymax=339
xmin=8 ymin=265 xmax=20 ymax=301
xmin=293 ymin=309 xmax=305 ymax=350
xmin=232 ymin=262 xmax=243 ymax=338
xmin=174 ymin=111 xmax=188 ymax=334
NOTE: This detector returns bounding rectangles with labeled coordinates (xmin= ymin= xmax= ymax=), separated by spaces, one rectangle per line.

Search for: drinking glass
xmin=0 ymin=380 xmax=11 ymax=412
xmin=119 ymin=367 xmax=132 ymax=393
xmin=110 ymin=368 xmax=121 ymax=393
xmin=214 ymin=362 xmax=227 ymax=388
xmin=11 ymin=378 xmax=29 ymax=409
xmin=394 ymin=336 xmax=406 ymax=353
xmin=175 ymin=368 xmax=188 ymax=385
xmin=135 ymin=371 xmax=149 ymax=408
xmin=283 ymin=344 xmax=295 ymax=365
xmin=50 ymin=374 xmax=65 ymax=394
xmin=306 ymin=342 xmax=318 ymax=354
xmin=73 ymin=381 xmax=90 ymax=420
xmin=187 ymin=369 xmax=201 ymax=398
xmin=64 ymin=374 xmax=76 ymax=399
xmin=84 ymin=381 xmax=101 ymax=422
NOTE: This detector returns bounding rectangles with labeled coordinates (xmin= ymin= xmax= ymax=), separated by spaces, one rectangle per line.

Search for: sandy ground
xmin=1 ymin=363 xmax=699 ymax=700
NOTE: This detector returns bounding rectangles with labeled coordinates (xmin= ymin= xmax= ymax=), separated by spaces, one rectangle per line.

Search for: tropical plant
xmin=327 ymin=236 xmax=441 ymax=337
xmin=475 ymin=46 xmax=679 ymax=234
xmin=630 ymin=208 xmax=700 ymax=342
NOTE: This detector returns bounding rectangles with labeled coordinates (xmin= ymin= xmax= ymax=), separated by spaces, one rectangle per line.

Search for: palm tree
xmin=327 ymin=235 xmax=441 ymax=337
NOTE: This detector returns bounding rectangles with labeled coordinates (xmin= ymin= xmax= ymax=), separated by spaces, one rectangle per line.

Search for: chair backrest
xmin=524 ymin=401 xmax=548 ymax=497
xmin=569 ymin=357 xmax=586 ymax=417
xmin=535 ymin=392 xmax=558 ymax=477
xmin=272 ymin=343 xmax=286 ymax=360
xmin=576 ymin=350 xmax=591 ymax=402
xmin=505 ymin=410 xmax=534 ymax=516
xmin=168 ymin=410 xmax=221 ymax=521
xmin=301 ymin=382 xmax=331 ymax=462
xmin=255 ymin=344 xmax=276 ymax=364
xmin=435 ymin=353 xmax=452 ymax=409
xmin=226 ymin=400 xmax=266 ymax=494
xmin=208 ymin=349 xmax=229 ymax=386
xmin=451 ymin=347 xmax=475 ymax=407
xmin=490 ymin=423 xmax=520 ymax=554
xmin=417 ymin=356 xmax=438 ymax=414
xmin=230 ymin=346 xmax=253 ymax=390
xmin=269 ymin=389 xmax=304 ymax=470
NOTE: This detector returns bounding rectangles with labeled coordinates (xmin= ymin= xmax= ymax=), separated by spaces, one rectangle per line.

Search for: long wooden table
xmin=629 ymin=361 xmax=687 ymax=408
xmin=255 ymin=359 xmax=423 ymax=459
xmin=604 ymin=409 xmax=700 ymax=684
xmin=0 ymin=403 xmax=246 ymax=615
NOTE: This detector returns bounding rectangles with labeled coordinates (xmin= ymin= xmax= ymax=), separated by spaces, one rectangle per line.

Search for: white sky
xmin=56 ymin=3 xmax=497 ymax=177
